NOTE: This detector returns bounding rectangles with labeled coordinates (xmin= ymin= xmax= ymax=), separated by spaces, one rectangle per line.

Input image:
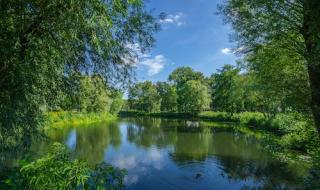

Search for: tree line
xmin=127 ymin=59 xmax=310 ymax=117
xmin=46 ymin=73 xmax=124 ymax=115
xmin=128 ymin=67 xmax=210 ymax=115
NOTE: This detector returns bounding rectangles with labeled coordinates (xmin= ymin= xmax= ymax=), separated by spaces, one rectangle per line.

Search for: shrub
xmin=20 ymin=143 xmax=126 ymax=190
xmin=269 ymin=113 xmax=318 ymax=151
xmin=232 ymin=112 xmax=265 ymax=126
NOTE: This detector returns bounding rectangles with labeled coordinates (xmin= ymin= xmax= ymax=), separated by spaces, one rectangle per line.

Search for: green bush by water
xmin=2 ymin=143 xmax=126 ymax=190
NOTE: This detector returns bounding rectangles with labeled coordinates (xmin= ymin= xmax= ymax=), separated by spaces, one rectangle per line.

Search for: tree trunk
xmin=307 ymin=62 xmax=320 ymax=134
xmin=303 ymin=0 xmax=320 ymax=134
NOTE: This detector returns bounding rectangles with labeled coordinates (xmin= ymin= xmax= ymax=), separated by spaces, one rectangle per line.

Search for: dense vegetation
xmin=0 ymin=0 xmax=158 ymax=189
xmin=1 ymin=0 xmax=320 ymax=189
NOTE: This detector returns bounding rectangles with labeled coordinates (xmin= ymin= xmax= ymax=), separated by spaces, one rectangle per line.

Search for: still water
xmin=43 ymin=118 xmax=306 ymax=190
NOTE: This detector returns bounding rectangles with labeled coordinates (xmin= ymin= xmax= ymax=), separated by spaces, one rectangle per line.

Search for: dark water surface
xmin=43 ymin=118 xmax=307 ymax=190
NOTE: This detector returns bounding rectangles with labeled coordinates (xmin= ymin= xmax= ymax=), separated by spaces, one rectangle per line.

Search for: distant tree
xmin=211 ymin=65 xmax=243 ymax=114
xmin=168 ymin=67 xmax=204 ymax=88
xmin=156 ymin=82 xmax=178 ymax=112
xmin=78 ymin=75 xmax=111 ymax=113
xmin=109 ymin=91 xmax=124 ymax=115
xmin=177 ymin=80 xmax=211 ymax=115
xmin=128 ymin=81 xmax=161 ymax=113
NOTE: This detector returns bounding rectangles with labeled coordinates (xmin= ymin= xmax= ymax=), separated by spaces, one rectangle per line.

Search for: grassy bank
xmin=46 ymin=111 xmax=117 ymax=127
xmin=119 ymin=110 xmax=195 ymax=118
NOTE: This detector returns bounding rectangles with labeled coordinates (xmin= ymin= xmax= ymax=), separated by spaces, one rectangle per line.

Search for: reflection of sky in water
xmin=55 ymin=119 xmax=306 ymax=190
xmin=105 ymin=123 xmax=167 ymax=185
xmin=65 ymin=129 xmax=76 ymax=150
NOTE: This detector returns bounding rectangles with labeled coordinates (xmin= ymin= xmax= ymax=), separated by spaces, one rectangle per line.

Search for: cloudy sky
xmin=134 ymin=0 xmax=238 ymax=82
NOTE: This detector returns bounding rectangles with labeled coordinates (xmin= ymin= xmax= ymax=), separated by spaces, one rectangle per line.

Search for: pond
xmin=41 ymin=117 xmax=307 ymax=190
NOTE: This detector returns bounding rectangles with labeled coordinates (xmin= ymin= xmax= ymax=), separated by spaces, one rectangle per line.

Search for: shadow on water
xmin=36 ymin=117 xmax=307 ymax=190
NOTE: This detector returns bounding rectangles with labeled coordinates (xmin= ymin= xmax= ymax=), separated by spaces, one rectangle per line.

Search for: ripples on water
xmin=40 ymin=118 xmax=307 ymax=190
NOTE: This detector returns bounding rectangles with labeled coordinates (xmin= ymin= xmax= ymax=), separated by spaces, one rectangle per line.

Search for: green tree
xmin=218 ymin=0 xmax=320 ymax=133
xmin=245 ymin=42 xmax=311 ymax=114
xmin=109 ymin=91 xmax=124 ymax=115
xmin=177 ymin=80 xmax=211 ymax=115
xmin=71 ymin=75 xmax=112 ymax=113
xmin=128 ymin=81 xmax=161 ymax=113
xmin=211 ymin=65 xmax=243 ymax=114
xmin=156 ymin=82 xmax=178 ymax=112
xmin=0 ymin=0 xmax=158 ymax=154
xmin=168 ymin=67 xmax=205 ymax=88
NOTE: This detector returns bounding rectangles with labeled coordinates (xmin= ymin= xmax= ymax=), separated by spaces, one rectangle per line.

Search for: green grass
xmin=45 ymin=111 xmax=117 ymax=127
xmin=119 ymin=110 xmax=195 ymax=118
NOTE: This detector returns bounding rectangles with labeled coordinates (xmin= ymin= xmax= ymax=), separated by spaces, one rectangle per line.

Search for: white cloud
xmin=124 ymin=43 xmax=168 ymax=76
xmin=113 ymin=155 xmax=137 ymax=169
xmin=221 ymin=48 xmax=232 ymax=55
xmin=159 ymin=12 xmax=185 ymax=27
xmin=140 ymin=55 xmax=166 ymax=76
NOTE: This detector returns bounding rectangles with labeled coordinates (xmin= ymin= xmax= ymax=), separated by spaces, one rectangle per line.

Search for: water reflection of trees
xmin=45 ymin=118 xmax=305 ymax=189
xmin=209 ymin=131 xmax=304 ymax=189
xmin=49 ymin=122 xmax=122 ymax=166
xmin=216 ymin=155 xmax=304 ymax=190
xmin=125 ymin=118 xmax=305 ymax=189
xmin=126 ymin=118 xmax=178 ymax=149
xmin=171 ymin=127 xmax=211 ymax=162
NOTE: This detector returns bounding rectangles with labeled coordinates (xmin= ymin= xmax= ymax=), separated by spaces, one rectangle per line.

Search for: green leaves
xmin=0 ymin=0 xmax=158 ymax=157
xmin=128 ymin=81 xmax=161 ymax=113
xmin=20 ymin=143 xmax=90 ymax=190
xmin=177 ymin=80 xmax=211 ymax=115
xmin=20 ymin=143 xmax=126 ymax=190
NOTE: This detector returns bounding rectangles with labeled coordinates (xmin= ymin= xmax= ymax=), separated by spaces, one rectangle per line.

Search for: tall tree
xmin=168 ymin=67 xmax=205 ymax=88
xmin=128 ymin=81 xmax=161 ymax=113
xmin=219 ymin=0 xmax=320 ymax=133
xmin=245 ymin=42 xmax=311 ymax=113
xmin=211 ymin=65 xmax=243 ymax=114
xmin=156 ymin=82 xmax=178 ymax=112
xmin=0 ymin=0 xmax=158 ymax=155
xmin=177 ymin=80 xmax=211 ymax=115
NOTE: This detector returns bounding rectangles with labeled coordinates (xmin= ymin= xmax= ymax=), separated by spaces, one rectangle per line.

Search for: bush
xmin=21 ymin=143 xmax=90 ymax=190
xmin=232 ymin=112 xmax=265 ymax=126
xmin=20 ymin=143 xmax=126 ymax=190
xmin=269 ymin=113 xmax=318 ymax=151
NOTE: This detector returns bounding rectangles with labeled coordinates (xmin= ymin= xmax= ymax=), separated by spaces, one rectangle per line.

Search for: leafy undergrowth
xmin=1 ymin=143 xmax=126 ymax=190
xmin=46 ymin=111 xmax=117 ymax=128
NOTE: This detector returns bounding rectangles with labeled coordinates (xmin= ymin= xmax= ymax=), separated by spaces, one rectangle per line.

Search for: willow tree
xmin=0 ymin=0 xmax=158 ymax=155
xmin=177 ymin=80 xmax=211 ymax=115
xmin=219 ymin=0 xmax=320 ymax=133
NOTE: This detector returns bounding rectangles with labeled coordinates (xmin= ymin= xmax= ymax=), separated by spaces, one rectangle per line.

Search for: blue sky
xmin=134 ymin=0 xmax=238 ymax=82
